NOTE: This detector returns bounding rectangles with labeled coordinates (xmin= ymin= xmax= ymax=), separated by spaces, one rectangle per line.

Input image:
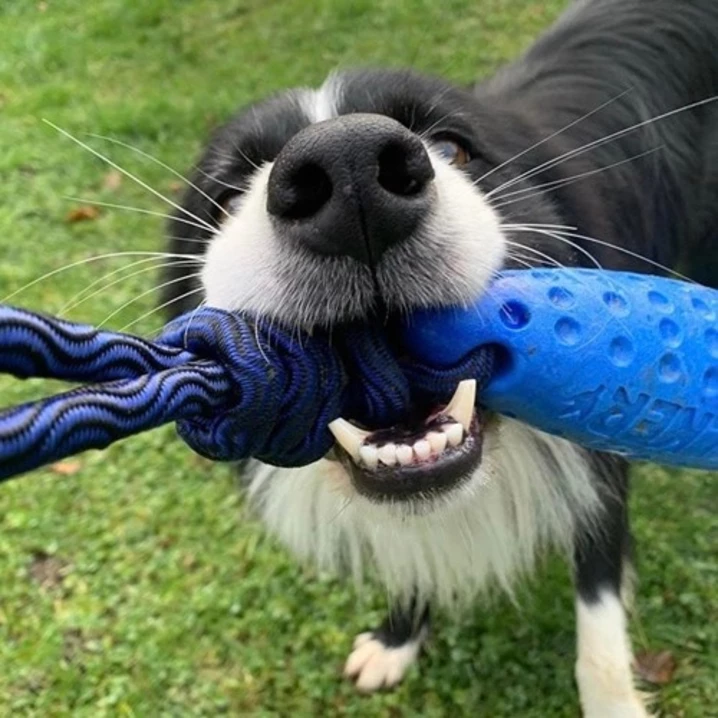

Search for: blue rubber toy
xmin=404 ymin=269 xmax=718 ymax=470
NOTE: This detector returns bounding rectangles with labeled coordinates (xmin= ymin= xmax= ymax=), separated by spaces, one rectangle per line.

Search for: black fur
xmin=373 ymin=596 xmax=430 ymax=649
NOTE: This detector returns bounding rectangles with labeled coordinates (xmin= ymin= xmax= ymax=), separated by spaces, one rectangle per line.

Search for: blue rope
xmin=0 ymin=305 xmax=495 ymax=480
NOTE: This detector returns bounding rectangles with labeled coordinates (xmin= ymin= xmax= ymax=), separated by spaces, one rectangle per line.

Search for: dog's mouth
xmin=328 ymin=379 xmax=483 ymax=502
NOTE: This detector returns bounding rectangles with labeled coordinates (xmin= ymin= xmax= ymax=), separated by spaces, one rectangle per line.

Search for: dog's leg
xmin=344 ymin=596 xmax=429 ymax=692
xmin=574 ymin=458 xmax=650 ymax=718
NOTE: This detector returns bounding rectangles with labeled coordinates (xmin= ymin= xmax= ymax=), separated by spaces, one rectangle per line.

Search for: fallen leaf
xmin=50 ymin=459 xmax=82 ymax=475
xmin=66 ymin=205 xmax=100 ymax=223
xmin=102 ymin=170 xmax=122 ymax=191
xmin=634 ymin=650 xmax=677 ymax=685
xmin=29 ymin=551 xmax=68 ymax=590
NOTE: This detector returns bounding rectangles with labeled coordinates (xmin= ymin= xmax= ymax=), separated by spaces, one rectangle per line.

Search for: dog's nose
xmin=266 ymin=113 xmax=435 ymax=264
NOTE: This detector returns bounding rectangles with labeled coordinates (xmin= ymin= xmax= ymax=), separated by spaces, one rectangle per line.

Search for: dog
xmin=162 ymin=1 xmax=718 ymax=714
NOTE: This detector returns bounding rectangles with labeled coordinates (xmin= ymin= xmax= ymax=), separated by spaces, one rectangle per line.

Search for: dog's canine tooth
xmin=359 ymin=444 xmax=379 ymax=469
xmin=396 ymin=445 xmax=414 ymax=465
xmin=444 ymin=422 xmax=464 ymax=447
xmin=427 ymin=431 xmax=447 ymax=454
xmin=328 ymin=418 xmax=370 ymax=460
xmin=414 ymin=439 xmax=431 ymax=460
xmin=378 ymin=443 xmax=398 ymax=466
xmin=445 ymin=379 xmax=476 ymax=432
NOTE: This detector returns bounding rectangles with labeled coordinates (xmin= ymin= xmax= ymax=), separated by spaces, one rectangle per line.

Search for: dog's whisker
xmin=504 ymin=240 xmax=567 ymax=269
xmin=193 ymin=166 xmax=250 ymax=194
xmin=505 ymin=253 xmax=539 ymax=270
xmin=509 ymin=222 xmax=692 ymax=283
xmin=506 ymin=248 xmax=561 ymax=269
xmin=58 ymin=255 xmax=185 ymax=314
xmin=166 ymin=235 xmax=214 ymax=246
xmin=490 ymin=146 xmax=663 ymax=206
xmin=492 ymin=241 xmax=570 ymax=310
xmin=418 ymin=105 xmax=463 ymax=141
xmin=61 ymin=259 xmax=201 ymax=316
xmin=61 ymin=196 xmax=217 ymax=234
xmin=115 ymin=284 xmax=205 ymax=333
xmin=541 ymin=228 xmax=696 ymax=282
xmin=44 ymin=120 xmax=216 ymax=233
xmin=424 ymin=86 xmax=457 ymax=120
xmin=508 ymin=226 xmax=604 ymax=270
xmin=475 ymin=87 xmax=633 ymax=189
xmin=97 ymin=273 xmax=203 ymax=329
xmin=118 ymin=286 xmax=206 ymax=334
xmin=486 ymin=95 xmax=718 ymax=198
xmin=2 ymin=251 xmax=200 ymax=304
xmin=226 ymin=142 xmax=261 ymax=172
xmin=501 ymin=222 xmax=578 ymax=232
xmin=88 ymin=133 xmax=233 ymax=222
xmin=407 ymin=100 xmax=419 ymax=133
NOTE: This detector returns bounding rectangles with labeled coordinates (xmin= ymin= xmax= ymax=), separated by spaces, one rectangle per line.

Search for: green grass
xmin=0 ymin=0 xmax=716 ymax=715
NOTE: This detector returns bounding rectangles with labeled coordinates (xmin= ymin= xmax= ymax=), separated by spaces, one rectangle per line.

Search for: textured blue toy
xmin=404 ymin=269 xmax=718 ymax=470
xmin=1 ymin=268 xmax=717 ymax=479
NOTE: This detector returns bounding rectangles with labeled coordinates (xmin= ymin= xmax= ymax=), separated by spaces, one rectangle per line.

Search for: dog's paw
xmin=343 ymin=631 xmax=424 ymax=693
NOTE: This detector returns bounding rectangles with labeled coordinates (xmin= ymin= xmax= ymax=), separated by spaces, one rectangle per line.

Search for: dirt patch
xmin=28 ymin=550 xmax=69 ymax=590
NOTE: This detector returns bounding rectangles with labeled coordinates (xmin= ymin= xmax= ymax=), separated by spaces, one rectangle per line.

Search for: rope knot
xmin=158 ymin=309 xmax=351 ymax=466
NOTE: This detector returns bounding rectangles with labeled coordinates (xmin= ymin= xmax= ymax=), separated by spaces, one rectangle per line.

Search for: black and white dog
xmin=163 ymin=1 xmax=718 ymax=714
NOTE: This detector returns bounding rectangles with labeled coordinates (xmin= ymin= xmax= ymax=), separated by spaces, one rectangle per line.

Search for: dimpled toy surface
xmin=404 ymin=269 xmax=718 ymax=470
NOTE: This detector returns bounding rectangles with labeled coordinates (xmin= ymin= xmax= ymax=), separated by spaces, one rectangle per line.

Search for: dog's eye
xmin=432 ymin=138 xmax=470 ymax=167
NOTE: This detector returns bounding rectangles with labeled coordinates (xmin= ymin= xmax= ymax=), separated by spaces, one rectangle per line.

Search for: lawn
xmin=0 ymin=0 xmax=716 ymax=715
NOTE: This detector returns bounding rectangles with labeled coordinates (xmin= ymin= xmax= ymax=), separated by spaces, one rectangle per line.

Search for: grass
xmin=0 ymin=0 xmax=716 ymax=715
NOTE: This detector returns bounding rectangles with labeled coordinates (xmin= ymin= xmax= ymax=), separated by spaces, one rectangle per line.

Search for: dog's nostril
xmin=377 ymin=142 xmax=429 ymax=197
xmin=283 ymin=163 xmax=333 ymax=219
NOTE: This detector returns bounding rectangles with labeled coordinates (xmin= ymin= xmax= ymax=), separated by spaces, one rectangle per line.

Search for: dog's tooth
xmin=445 ymin=379 xmax=476 ymax=432
xmin=427 ymin=431 xmax=447 ymax=454
xmin=359 ymin=445 xmax=379 ymax=470
xmin=444 ymin=422 xmax=464 ymax=447
xmin=396 ymin=445 xmax=414 ymax=465
xmin=413 ymin=439 xmax=431 ymax=461
xmin=328 ymin=418 xmax=370 ymax=461
xmin=378 ymin=443 xmax=398 ymax=466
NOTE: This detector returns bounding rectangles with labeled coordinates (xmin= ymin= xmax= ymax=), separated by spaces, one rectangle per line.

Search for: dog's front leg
xmin=344 ymin=595 xmax=430 ymax=692
xmin=574 ymin=458 xmax=651 ymax=718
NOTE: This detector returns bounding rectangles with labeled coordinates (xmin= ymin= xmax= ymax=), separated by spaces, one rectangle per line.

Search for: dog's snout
xmin=267 ymin=113 xmax=434 ymax=264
